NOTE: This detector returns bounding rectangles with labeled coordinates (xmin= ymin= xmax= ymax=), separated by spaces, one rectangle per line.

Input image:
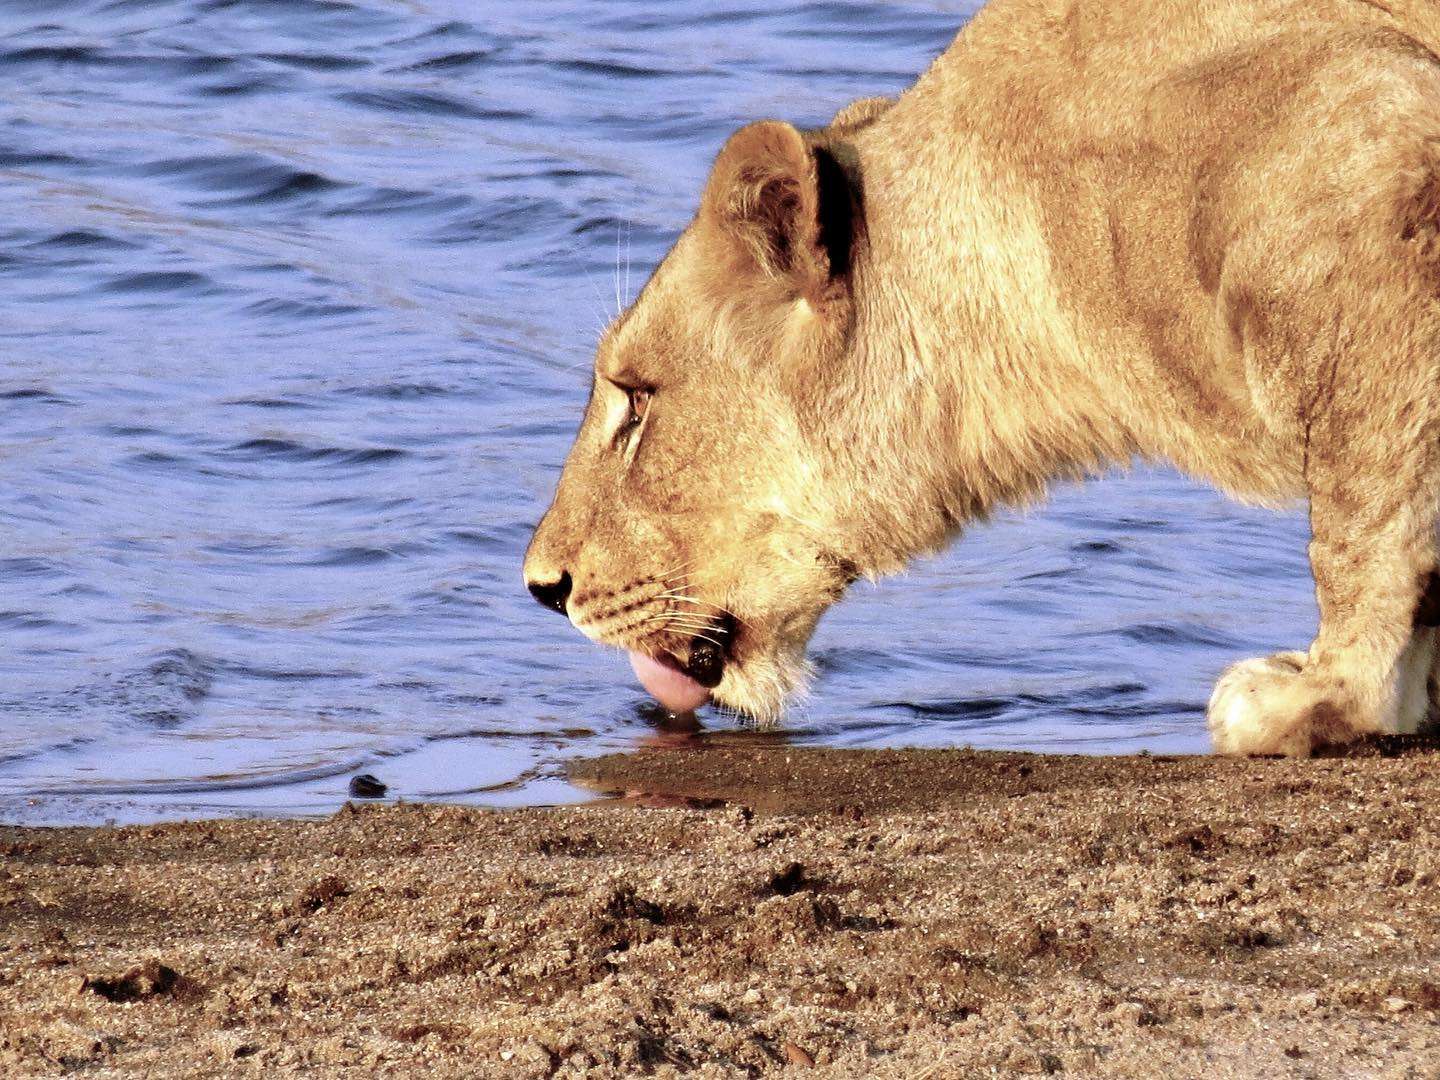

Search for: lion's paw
xmin=1206 ymin=651 xmax=1333 ymax=757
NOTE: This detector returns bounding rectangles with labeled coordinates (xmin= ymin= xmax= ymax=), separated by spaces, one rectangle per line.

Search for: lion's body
xmin=527 ymin=0 xmax=1440 ymax=755
xmin=854 ymin=0 xmax=1440 ymax=506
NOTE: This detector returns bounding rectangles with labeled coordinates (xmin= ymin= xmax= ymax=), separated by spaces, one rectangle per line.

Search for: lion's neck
xmin=834 ymin=127 xmax=1138 ymax=563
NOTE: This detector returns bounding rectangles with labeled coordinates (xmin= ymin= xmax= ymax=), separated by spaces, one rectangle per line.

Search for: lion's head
xmin=524 ymin=100 xmax=929 ymax=720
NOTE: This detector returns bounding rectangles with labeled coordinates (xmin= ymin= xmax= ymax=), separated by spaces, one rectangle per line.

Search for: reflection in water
xmin=0 ymin=1 xmax=1317 ymax=825
xmin=634 ymin=705 xmax=797 ymax=753
xmin=638 ymin=706 xmax=706 ymax=750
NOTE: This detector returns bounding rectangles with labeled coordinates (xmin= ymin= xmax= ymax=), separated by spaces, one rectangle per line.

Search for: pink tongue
xmin=628 ymin=651 xmax=710 ymax=714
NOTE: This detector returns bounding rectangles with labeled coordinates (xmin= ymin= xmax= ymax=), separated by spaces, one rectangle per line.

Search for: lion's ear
xmin=701 ymin=120 xmax=857 ymax=305
xmin=830 ymin=96 xmax=892 ymax=133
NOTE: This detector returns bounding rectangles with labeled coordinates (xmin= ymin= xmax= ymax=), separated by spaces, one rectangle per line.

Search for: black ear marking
xmin=703 ymin=120 xmax=863 ymax=300
xmin=811 ymin=144 xmax=856 ymax=280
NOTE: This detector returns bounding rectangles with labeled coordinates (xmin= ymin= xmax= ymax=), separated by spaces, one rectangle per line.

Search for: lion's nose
xmin=526 ymin=570 xmax=573 ymax=615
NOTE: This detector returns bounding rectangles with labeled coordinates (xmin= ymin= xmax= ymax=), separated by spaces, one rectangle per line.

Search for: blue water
xmin=0 ymin=0 xmax=1316 ymax=825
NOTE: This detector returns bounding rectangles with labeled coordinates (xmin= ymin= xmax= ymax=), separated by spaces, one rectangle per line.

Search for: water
xmin=0 ymin=0 xmax=1317 ymax=826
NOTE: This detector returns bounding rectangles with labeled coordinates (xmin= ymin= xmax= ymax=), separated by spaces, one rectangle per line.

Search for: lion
xmin=524 ymin=0 xmax=1440 ymax=756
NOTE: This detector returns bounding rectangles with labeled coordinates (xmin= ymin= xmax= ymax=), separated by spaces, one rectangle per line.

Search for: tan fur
xmin=526 ymin=0 xmax=1440 ymax=753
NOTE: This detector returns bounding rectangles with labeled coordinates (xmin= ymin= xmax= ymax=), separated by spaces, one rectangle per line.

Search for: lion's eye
xmin=624 ymin=387 xmax=652 ymax=430
xmin=611 ymin=384 xmax=653 ymax=453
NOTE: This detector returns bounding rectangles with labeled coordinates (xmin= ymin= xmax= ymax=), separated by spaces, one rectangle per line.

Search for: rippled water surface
xmin=1 ymin=0 xmax=1317 ymax=824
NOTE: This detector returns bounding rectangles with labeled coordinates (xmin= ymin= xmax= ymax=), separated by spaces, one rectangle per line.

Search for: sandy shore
xmin=3 ymin=741 xmax=1440 ymax=1078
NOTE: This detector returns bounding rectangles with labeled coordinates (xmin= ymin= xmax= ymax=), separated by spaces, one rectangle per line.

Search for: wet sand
xmin=3 ymin=741 xmax=1439 ymax=1077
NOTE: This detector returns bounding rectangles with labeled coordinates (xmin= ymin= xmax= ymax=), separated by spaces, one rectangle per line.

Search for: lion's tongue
xmin=628 ymin=651 xmax=709 ymax=714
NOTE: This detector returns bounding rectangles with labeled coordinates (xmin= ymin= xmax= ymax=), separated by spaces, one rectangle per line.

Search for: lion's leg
xmin=1394 ymin=624 xmax=1436 ymax=735
xmin=1420 ymin=569 xmax=1440 ymax=731
xmin=1209 ymin=468 xmax=1438 ymax=757
xmin=1341 ymin=544 xmax=1440 ymax=737
xmin=1355 ymin=564 xmax=1440 ymax=737
xmin=1396 ymin=558 xmax=1440 ymax=734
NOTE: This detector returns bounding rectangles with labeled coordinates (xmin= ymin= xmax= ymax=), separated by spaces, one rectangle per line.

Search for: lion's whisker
xmin=638 ymin=614 xmax=715 ymax=631
xmin=636 ymin=614 xmax=722 ymax=636
xmin=656 ymin=590 xmax=719 ymax=606
xmin=614 ymin=221 xmax=625 ymax=318
xmin=658 ymin=595 xmax=752 ymax=630
xmin=635 ymin=609 xmax=709 ymax=623
xmin=633 ymin=618 xmax=726 ymax=650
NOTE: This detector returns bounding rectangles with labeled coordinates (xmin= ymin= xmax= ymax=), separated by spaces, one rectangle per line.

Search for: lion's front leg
xmin=1207 ymin=651 xmax=1314 ymax=756
xmin=1207 ymin=479 xmax=1437 ymax=757
xmin=1400 ymin=625 xmax=1437 ymax=734
xmin=1211 ymin=623 xmax=1440 ymax=755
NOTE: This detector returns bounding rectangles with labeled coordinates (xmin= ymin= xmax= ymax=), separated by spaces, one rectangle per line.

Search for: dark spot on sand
xmin=293 ymin=874 xmax=348 ymax=915
xmin=603 ymin=886 xmax=665 ymax=925
xmin=767 ymin=861 xmax=812 ymax=896
xmin=82 ymin=959 xmax=180 ymax=1003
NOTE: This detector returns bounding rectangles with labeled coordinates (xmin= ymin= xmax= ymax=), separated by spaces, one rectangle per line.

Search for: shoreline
xmin=3 ymin=742 xmax=1439 ymax=1076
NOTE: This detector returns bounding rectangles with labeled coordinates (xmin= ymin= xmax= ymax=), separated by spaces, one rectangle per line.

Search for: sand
xmin=3 ymin=741 xmax=1440 ymax=1078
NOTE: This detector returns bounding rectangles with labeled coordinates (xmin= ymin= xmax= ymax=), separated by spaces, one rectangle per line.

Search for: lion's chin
xmin=709 ymin=639 xmax=813 ymax=724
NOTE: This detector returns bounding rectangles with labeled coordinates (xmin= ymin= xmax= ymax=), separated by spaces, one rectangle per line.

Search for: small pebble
xmin=348 ymin=774 xmax=387 ymax=799
xmin=782 ymin=1041 xmax=814 ymax=1067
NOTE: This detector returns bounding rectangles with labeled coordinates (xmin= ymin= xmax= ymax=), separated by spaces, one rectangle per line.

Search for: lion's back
xmin=863 ymin=0 xmax=1440 ymax=496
